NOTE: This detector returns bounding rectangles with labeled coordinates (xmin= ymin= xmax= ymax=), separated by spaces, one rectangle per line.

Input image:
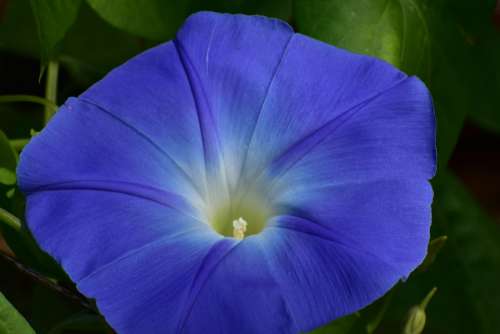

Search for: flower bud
xmin=403 ymin=287 xmax=437 ymax=334
xmin=403 ymin=306 xmax=426 ymax=334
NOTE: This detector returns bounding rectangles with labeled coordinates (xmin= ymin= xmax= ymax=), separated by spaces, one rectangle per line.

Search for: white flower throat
xmin=204 ymin=167 xmax=275 ymax=240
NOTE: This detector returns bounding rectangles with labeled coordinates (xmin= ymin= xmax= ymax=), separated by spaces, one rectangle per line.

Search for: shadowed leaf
xmin=30 ymin=0 xmax=82 ymax=61
xmin=87 ymin=0 xmax=190 ymax=40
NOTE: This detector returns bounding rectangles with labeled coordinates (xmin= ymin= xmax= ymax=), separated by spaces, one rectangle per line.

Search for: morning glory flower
xmin=17 ymin=12 xmax=436 ymax=334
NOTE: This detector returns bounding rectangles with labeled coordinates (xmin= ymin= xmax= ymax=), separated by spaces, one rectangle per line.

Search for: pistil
xmin=232 ymin=217 xmax=248 ymax=240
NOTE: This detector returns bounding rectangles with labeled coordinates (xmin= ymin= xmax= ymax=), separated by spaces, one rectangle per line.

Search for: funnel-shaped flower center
xmin=207 ymin=179 xmax=275 ymax=238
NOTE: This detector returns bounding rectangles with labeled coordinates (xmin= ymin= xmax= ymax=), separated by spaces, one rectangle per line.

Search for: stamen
xmin=232 ymin=217 xmax=248 ymax=240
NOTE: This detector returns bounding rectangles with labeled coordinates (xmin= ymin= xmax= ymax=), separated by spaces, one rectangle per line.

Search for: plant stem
xmin=0 ymin=208 xmax=22 ymax=232
xmin=44 ymin=60 xmax=59 ymax=123
xmin=0 ymin=95 xmax=58 ymax=112
xmin=366 ymin=286 xmax=397 ymax=333
xmin=0 ymin=249 xmax=97 ymax=313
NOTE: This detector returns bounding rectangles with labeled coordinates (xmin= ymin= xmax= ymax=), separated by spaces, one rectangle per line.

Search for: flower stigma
xmin=232 ymin=217 xmax=248 ymax=240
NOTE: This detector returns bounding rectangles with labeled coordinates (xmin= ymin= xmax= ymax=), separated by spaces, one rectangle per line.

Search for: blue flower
xmin=17 ymin=12 xmax=436 ymax=334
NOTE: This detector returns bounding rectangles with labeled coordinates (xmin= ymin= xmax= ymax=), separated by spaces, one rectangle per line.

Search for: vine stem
xmin=366 ymin=286 xmax=398 ymax=333
xmin=0 ymin=249 xmax=97 ymax=313
xmin=0 ymin=207 xmax=21 ymax=232
xmin=0 ymin=95 xmax=58 ymax=112
xmin=44 ymin=60 xmax=59 ymax=123
xmin=0 ymin=209 xmax=98 ymax=313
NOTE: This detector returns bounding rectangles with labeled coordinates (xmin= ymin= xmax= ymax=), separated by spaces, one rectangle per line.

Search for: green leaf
xmin=293 ymin=0 xmax=469 ymax=167
xmin=30 ymin=0 xmax=82 ymax=61
xmin=191 ymin=0 xmax=292 ymax=20
xmin=61 ymin=1 xmax=149 ymax=86
xmin=86 ymin=0 xmax=293 ymax=41
xmin=86 ymin=0 xmax=190 ymax=40
xmin=294 ymin=0 xmax=431 ymax=76
xmin=0 ymin=291 xmax=36 ymax=334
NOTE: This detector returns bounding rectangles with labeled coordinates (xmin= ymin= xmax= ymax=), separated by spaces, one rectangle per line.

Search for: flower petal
xmin=79 ymin=41 xmax=207 ymax=190
xmin=174 ymin=12 xmax=294 ymax=184
xmin=259 ymin=178 xmax=432 ymax=331
xmin=181 ymin=238 xmax=298 ymax=334
xmin=240 ymin=33 xmax=413 ymax=181
xmin=18 ymin=97 xmax=203 ymax=205
xmin=246 ymin=38 xmax=435 ymax=331
xmin=268 ymin=75 xmax=436 ymax=195
xmin=78 ymin=229 xmax=224 ymax=334
xmin=25 ymin=188 xmax=206 ymax=281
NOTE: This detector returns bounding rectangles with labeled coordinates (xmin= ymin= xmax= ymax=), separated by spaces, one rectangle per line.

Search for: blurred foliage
xmin=0 ymin=0 xmax=499 ymax=333
xmin=429 ymin=172 xmax=500 ymax=333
